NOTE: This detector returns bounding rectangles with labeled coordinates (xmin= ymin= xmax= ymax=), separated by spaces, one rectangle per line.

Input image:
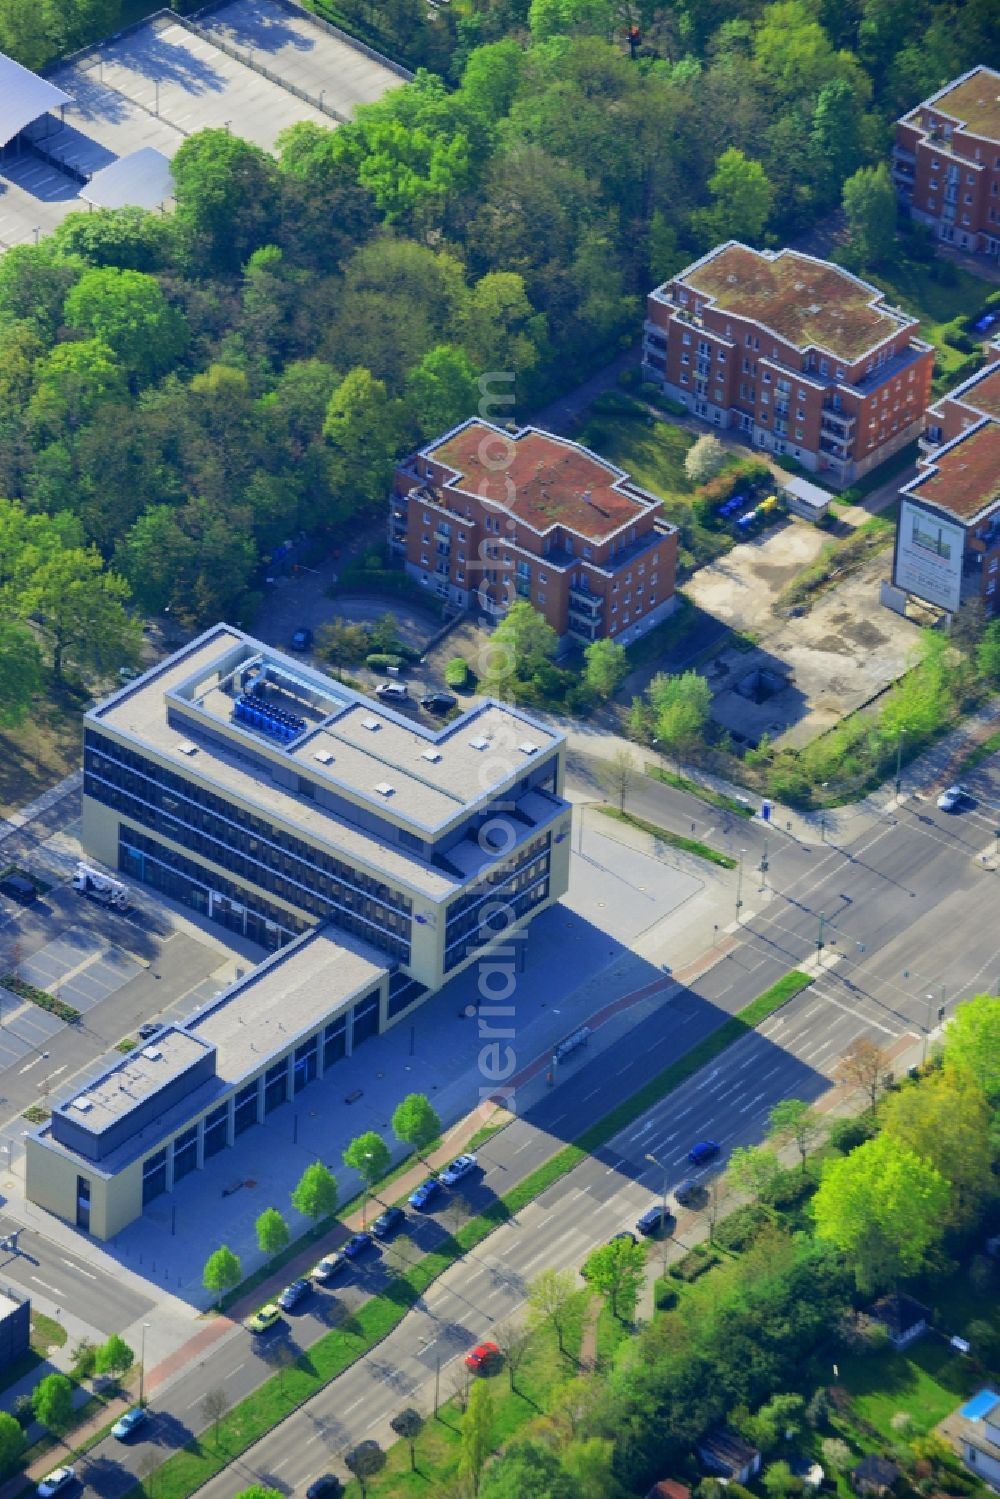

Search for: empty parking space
xmin=0 ymin=994 xmax=62 ymax=1072
xmin=17 ymin=930 xmax=144 ymax=1013
xmin=0 ymin=167 xmax=78 ymax=249
xmin=201 ymin=0 xmax=408 ymax=115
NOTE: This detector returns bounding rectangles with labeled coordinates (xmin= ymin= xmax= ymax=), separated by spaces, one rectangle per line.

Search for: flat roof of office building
xmin=90 ymin=626 xmax=563 ymax=899
xmin=187 ymin=926 xmax=388 ymax=1083
xmin=671 ymin=242 xmax=914 ymax=364
xmin=906 ymin=419 xmax=1000 ymax=522
xmin=57 ymin=1029 xmax=213 ymax=1137
xmin=425 ymin=421 xmax=659 ymax=541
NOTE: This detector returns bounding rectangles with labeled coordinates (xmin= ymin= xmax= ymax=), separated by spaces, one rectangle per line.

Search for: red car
xmin=464 ymin=1340 xmax=499 ymax=1373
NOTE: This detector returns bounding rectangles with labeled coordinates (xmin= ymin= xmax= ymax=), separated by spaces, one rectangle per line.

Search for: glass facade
xmin=142 ymin=1148 xmax=167 ymax=1205
xmin=352 ymin=990 xmax=379 ymax=1047
xmin=85 ymin=730 xmax=412 ymax=961
xmin=173 ymin=1124 xmax=198 ymax=1183
xmin=444 ymin=833 xmax=551 ymax=972
xmin=203 ymin=1103 xmax=229 ymax=1160
xmin=264 ymin=1059 xmax=288 ymax=1115
xmin=323 ymin=1014 xmax=347 ymax=1070
xmin=234 ymin=1081 xmax=258 ymax=1138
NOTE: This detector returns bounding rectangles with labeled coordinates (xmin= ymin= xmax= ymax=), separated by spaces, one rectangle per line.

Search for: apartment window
xmin=583 ymin=546 xmax=593 ymax=560
xmin=930 ymin=178 xmax=939 ymax=190
xmin=714 ymin=388 xmax=723 ymax=403
xmin=962 ymin=214 xmax=971 ymax=225
xmin=623 ymin=613 xmax=630 ymax=625
xmin=795 ymin=429 xmax=804 ymax=440
xmin=458 ymin=530 xmax=467 ymax=542
xmin=636 ymin=583 xmax=644 ymax=594
xmin=649 ymin=594 xmax=656 ymax=606
xmin=423 ymin=513 xmax=431 ymax=524
xmin=967 ymin=173 xmax=975 ymax=185
xmin=819 ymin=359 xmax=828 ymax=375
xmin=928 ymin=196 xmax=937 ymax=209
xmin=798 ymin=389 xmax=807 ymax=402
xmin=638 ymin=563 xmax=645 ymax=575
xmin=796 ymin=408 xmax=805 ymax=421
xmin=716 ymin=350 xmax=726 ymax=362
xmin=745 ymin=333 xmax=753 ymax=347
xmin=650 ymin=572 xmax=658 ymax=585
xmin=611 ymin=600 xmax=618 ymax=613
xmin=612 ymin=581 xmax=619 ymax=593
xmin=680 ymin=373 xmax=689 ymax=385
xmin=931 ymin=158 xmax=940 ymax=170
xmin=422 ymin=533 xmax=429 ymax=545
xmin=420 ymin=553 xmax=429 ymax=566
xmin=456 ymin=570 xmax=465 ymax=583
xmin=538 ymin=571 xmax=548 ymax=584
xmin=681 ymin=353 xmax=690 ymax=366
xmin=537 ymin=591 xmax=545 ymax=603
xmin=682 ymin=332 xmax=692 ymax=345
xmin=965 ymin=194 xmax=973 ymax=205
xmin=457 ymin=551 xmax=465 ymax=562
xmin=761 ymin=391 xmax=769 ymax=405
xmin=760 ymin=409 xmax=769 ymax=423
xmin=835 ymin=367 xmax=845 ymax=379
xmin=762 ymin=371 xmax=772 ymax=384
xmin=742 ymin=357 xmax=750 ymax=373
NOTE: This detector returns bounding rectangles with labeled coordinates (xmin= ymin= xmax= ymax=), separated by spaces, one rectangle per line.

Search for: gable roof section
xmin=0 ymin=52 xmax=73 ymax=149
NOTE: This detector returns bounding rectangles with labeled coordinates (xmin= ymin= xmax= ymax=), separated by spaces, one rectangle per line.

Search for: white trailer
xmin=73 ymin=862 xmax=131 ymax=911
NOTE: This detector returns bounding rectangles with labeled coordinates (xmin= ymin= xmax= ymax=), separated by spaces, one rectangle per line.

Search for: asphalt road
xmin=68 ymin=756 xmax=1000 ymax=1496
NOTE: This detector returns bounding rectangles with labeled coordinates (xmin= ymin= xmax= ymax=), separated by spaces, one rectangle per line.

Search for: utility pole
xmin=759 ymin=836 xmax=769 ymax=892
xmin=735 ymin=848 xmax=745 ymax=922
xmin=816 ymin=912 xmax=825 ymax=954
xmin=139 ymin=1321 xmax=150 ymax=1406
xmin=645 ymin=1151 xmax=669 ymax=1232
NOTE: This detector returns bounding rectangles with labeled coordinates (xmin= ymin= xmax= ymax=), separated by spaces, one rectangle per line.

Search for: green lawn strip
xmin=30 ymin=1311 xmax=66 ymax=1354
xmin=593 ymin=1301 xmax=631 ymax=1370
xmin=138 ymin=969 xmax=811 ymax=1499
xmin=465 ymin=1109 xmax=513 ymax=1152
xmin=598 ymin=806 xmax=737 ymax=868
xmin=1 ymin=975 xmax=79 ymax=1023
xmin=955 ymin=728 xmax=1000 ymax=775
xmin=645 ymin=765 xmax=755 ymax=818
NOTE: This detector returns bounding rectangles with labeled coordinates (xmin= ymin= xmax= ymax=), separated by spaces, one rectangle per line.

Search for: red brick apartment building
xmin=642 ymin=242 xmax=935 ymax=487
xmin=892 ymin=348 xmax=1000 ymax=618
xmin=390 ymin=420 xmax=679 ymax=645
xmin=892 ymin=66 xmax=1000 ymax=258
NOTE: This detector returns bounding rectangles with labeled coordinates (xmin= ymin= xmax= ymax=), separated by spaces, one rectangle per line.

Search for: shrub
xmin=670 ymin=1245 xmax=719 ymax=1281
xmin=654 ymin=1280 xmax=679 ymax=1311
xmin=763 ymin=1168 xmax=818 ymax=1211
xmin=445 ymin=657 xmax=469 ymax=689
xmin=776 ymin=454 xmax=805 ymax=474
xmin=713 ymin=1204 xmax=770 ymax=1252
xmin=828 ymin=1115 xmax=876 ymax=1154
xmin=365 ymin=653 xmax=404 ymax=671
xmin=697 ymin=458 xmax=771 ymax=510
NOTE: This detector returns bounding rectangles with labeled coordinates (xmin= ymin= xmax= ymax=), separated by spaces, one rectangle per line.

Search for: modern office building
xmin=643 ymin=242 xmax=935 ymax=486
xmin=390 ymin=418 xmax=678 ymax=645
xmin=892 ymin=66 xmax=1000 ymax=258
xmin=81 ymin=625 xmax=571 ymax=997
xmin=0 ymin=1290 xmax=29 ymax=1370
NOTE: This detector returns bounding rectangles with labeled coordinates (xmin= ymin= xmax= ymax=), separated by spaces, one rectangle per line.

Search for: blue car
xmin=688 ymin=1139 xmax=721 ymax=1167
xmin=343 ymin=1232 xmax=373 ymax=1259
xmin=112 ymin=1407 xmax=148 ymax=1441
xmin=408 ymin=1176 xmax=442 ymax=1211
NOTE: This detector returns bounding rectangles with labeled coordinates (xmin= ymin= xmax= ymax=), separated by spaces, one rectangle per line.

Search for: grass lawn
xmin=838 ymin=1336 xmax=979 ymax=1440
xmin=0 ymin=695 xmax=81 ymax=819
xmin=598 ymin=805 xmax=737 ymax=868
xmin=864 ymin=258 xmax=991 ymax=387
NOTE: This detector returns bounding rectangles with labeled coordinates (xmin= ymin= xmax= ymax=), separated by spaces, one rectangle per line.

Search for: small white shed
xmin=783 ymin=476 xmax=832 ymax=521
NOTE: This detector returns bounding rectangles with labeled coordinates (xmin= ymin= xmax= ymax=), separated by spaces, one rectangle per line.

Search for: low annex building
xmin=643 ymin=241 xmax=934 ymax=487
xmin=26 ymin=927 xmax=392 ymax=1238
xmin=892 ymin=356 xmax=1000 ymax=617
xmin=390 ymin=419 xmax=679 ymax=645
xmin=892 ymin=66 xmax=1000 ymax=258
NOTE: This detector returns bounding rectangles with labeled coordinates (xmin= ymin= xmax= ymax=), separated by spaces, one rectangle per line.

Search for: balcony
xmin=893 ymin=145 xmax=916 ymax=165
xmin=820 ymin=436 xmax=849 ymax=460
xmin=821 ymin=404 xmax=856 ymax=436
xmin=918 ymin=426 xmax=944 ymax=455
xmin=569 ymin=581 xmax=603 ymax=614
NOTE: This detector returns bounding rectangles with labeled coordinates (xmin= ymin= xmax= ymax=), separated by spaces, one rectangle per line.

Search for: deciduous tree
xmin=599 ymin=747 xmax=637 ymax=813
xmin=343 ymin=1131 xmax=391 ymax=1186
xmin=290 ymin=1161 xmax=338 ymax=1225
xmin=582 ymin=1235 xmax=646 ymax=1321
xmin=583 ymin=638 xmax=628 ymax=701
xmin=478 ymin=1439 xmax=574 ymax=1499
xmin=63 ymin=267 xmax=188 ymax=385
xmin=526 ymin=1267 xmax=577 ymax=1357
xmin=0 ymin=621 xmax=43 ymax=728
xmin=842 ymin=163 xmax=897 ymax=266
xmin=728 ymin=1145 xmax=782 ymax=1205
xmin=941 ymin=993 xmax=1000 ymax=1102
xmin=95 ymin=1334 xmax=135 ymax=1381
xmin=834 ymin=1035 xmax=892 ymax=1111
xmin=684 ymin=433 xmax=727 ymax=484
xmin=203 ymin=1245 xmax=241 ymax=1304
xmin=767 ymin=1098 xmax=827 ymax=1171
xmin=201 ymin=1388 xmax=229 ymax=1447
xmin=32 ymin=1373 xmax=73 ymax=1441
xmin=0 ymin=1411 xmax=25 ymax=1477
xmin=391 ymin=1093 xmax=441 ymax=1161
xmin=881 ymin=1068 xmax=993 ymax=1226
xmin=693 ymin=148 xmax=774 ymax=247
xmin=460 ymin=1378 xmax=494 ymax=1493
xmin=255 ymin=1207 xmax=290 ymax=1257
xmin=647 ymin=670 xmax=712 ymax=757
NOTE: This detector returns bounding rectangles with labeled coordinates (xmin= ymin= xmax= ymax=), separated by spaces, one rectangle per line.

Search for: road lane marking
xmin=224 ymin=1362 xmax=245 ymax=1380
xmin=30 ymin=1276 xmax=63 ymax=1296
xmin=19 ymin=1057 xmax=42 ymax=1074
xmin=739 ymin=1093 xmax=767 ymax=1114
xmin=61 ymin=1259 xmax=96 ymax=1280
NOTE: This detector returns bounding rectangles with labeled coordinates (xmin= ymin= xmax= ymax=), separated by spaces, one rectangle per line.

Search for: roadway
xmin=72 ymin=758 xmax=1000 ymax=1495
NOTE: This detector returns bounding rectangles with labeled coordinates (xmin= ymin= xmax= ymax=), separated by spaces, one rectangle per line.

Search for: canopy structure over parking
xmin=0 ymin=52 xmax=73 ymax=149
xmin=79 ymin=147 xmax=175 ymax=211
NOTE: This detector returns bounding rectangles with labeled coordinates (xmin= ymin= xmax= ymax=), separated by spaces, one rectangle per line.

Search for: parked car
xmin=420 ymin=691 xmax=457 ymax=713
xmin=464 ymin=1340 xmax=500 ymax=1373
xmin=306 ymin=1477 xmax=343 ymax=1499
xmin=343 ymin=1231 xmax=373 ymax=1259
xmin=277 ymin=1278 xmax=310 ymax=1311
xmin=372 ymin=1205 xmax=406 ymax=1239
xmin=245 ymin=1302 xmax=282 ymax=1334
xmin=674 ymin=1178 xmax=700 ymax=1206
xmin=408 ymin=1177 xmax=442 ymax=1211
xmin=290 ymin=627 xmax=314 ymax=652
xmin=0 ymin=872 xmax=36 ymax=903
xmin=310 ymin=1252 xmax=347 ymax=1284
xmin=111 ymin=1407 xmax=148 ymax=1441
xmin=375 ymin=682 xmax=409 ymax=702
xmin=936 ymin=784 xmax=967 ymax=812
xmin=37 ymin=1469 xmax=75 ymax=1498
xmin=138 ymin=1022 xmax=160 ymax=1040
xmin=636 ymin=1204 xmax=675 ymax=1237
xmin=439 ymin=1153 xmax=477 ymax=1186
xmin=688 ymin=1139 xmax=721 ymax=1166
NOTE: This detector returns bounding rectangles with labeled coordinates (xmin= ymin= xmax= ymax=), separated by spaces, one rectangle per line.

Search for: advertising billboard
xmin=894 ymin=499 xmax=965 ymax=612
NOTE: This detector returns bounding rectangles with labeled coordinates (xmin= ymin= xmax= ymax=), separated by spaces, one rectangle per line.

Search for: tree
xmin=812 ymin=1132 xmax=949 ymax=1292
xmin=810 ymin=79 xmax=863 ymax=196
xmin=528 ymin=0 xmax=613 ymax=39
xmin=0 ymin=1411 xmax=25 ymax=1477
xmin=345 ymin=1440 xmax=385 ymax=1496
xmin=323 ymin=367 xmax=406 ymax=518
xmin=599 ymin=747 xmax=637 ymax=813
xmin=647 ymin=670 xmax=712 ymax=757
xmin=290 ymin=1161 xmax=338 ymax=1226
xmin=53 ymin=206 xmax=171 ymax=272
xmin=32 ymin=1373 xmax=73 ymax=1441
xmin=582 ymin=1235 xmax=646 ymax=1321
xmin=391 ymin=1093 xmax=441 ymax=1161
xmin=460 ymin=1379 xmax=494 ymax=1493
xmin=842 ymin=163 xmax=897 ymax=267
xmin=583 ymin=638 xmax=628 ymax=701
xmin=834 ymin=1036 xmax=892 ymax=1111
xmin=201 ymin=1388 xmax=230 ymax=1448
xmin=316 ymin=618 xmax=372 ymax=668
xmin=0 ymin=621 xmax=43 ymax=728
xmin=562 ymin=1437 xmax=618 ymax=1499
xmin=880 ymin=1068 xmax=993 ymax=1227
xmin=95 ymin=1334 xmax=134 ymax=1382
xmin=693 ymin=148 xmax=774 ymax=247
xmin=767 ymin=1099 xmax=827 ymax=1171
xmin=392 ymin=1406 xmax=424 ymax=1471
xmin=764 ymin=1460 xmax=804 ymax=1499
xmin=494 ymin=1319 xmax=531 ymax=1394
xmin=480 ymin=602 xmax=559 ymax=697
xmin=404 ymin=344 xmax=479 ymax=439
xmin=255 ymin=1207 xmax=290 ymax=1257
xmin=728 ymin=1145 xmax=782 ymax=1205
xmin=684 ymin=434 xmax=727 ymax=485
xmin=0 ymin=0 xmax=51 ymax=68
xmin=69 ymin=1338 xmax=97 ymax=1382
xmin=821 ymin=1437 xmax=853 ymax=1472
xmin=203 ymin=1245 xmax=241 ymax=1304
xmin=459 ymin=40 xmax=525 ymax=126
xmin=63 ymin=267 xmax=188 ymax=385
xmin=526 ymin=1267 xmax=577 ymax=1357
xmin=976 ymin=622 xmax=1000 ymax=685
xmin=27 ymin=338 xmax=128 ymax=438
xmin=457 ymin=271 xmax=544 ymax=378
xmin=23 ymin=544 xmax=139 ymax=686
xmin=941 ymin=993 xmax=1000 ymax=1103
xmin=235 ymin=1490 xmax=284 ymax=1499
xmin=343 ymin=1131 xmax=391 ymax=1186
xmin=479 ymin=1439 xmax=574 ymax=1499
xmin=170 ymin=129 xmax=282 ymax=272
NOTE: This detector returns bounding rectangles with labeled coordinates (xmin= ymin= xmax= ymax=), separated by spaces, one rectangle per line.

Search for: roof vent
xmin=142 ymin=1046 xmax=162 ymax=1061
xmin=362 ymin=717 xmax=380 ymax=732
xmin=469 ymin=736 xmax=489 ymax=751
xmin=374 ymin=781 xmax=395 ymax=797
xmin=71 ymin=1097 xmax=93 ymax=1113
xmin=177 ymin=741 xmax=198 ymax=756
xmin=313 ymin=750 xmax=334 ymax=765
xmin=421 ymin=749 xmax=442 ymax=763
xmin=518 ymin=741 xmax=539 ymax=756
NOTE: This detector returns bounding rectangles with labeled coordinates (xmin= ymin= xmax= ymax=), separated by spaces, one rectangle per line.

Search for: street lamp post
xmin=895 ymin=727 xmax=907 ymax=799
xmin=817 ymin=912 xmax=825 ymax=954
xmin=759 ymin=835 xmax=769 ymax=893
xmin=139 ymin=1321 xmax=150 ymax=1406
xmin=735 ymin=848 xmax=745 ymax=921
xmin=645 ymin=1151 xmax=669 ymax=1233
